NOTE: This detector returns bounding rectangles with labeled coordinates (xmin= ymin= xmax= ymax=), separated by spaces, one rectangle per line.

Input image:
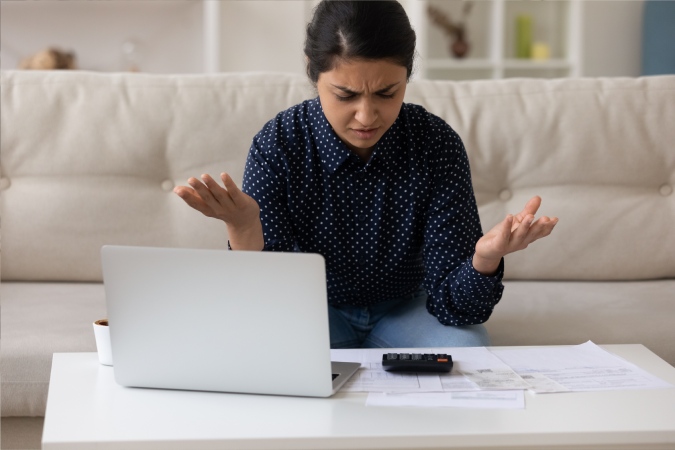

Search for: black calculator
xmin=382 ymin=353 xmax=453 ymax=373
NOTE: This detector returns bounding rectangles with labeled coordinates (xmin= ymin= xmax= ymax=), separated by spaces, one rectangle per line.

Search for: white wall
xmin=0 ymin=0 xmax=650 ymax=77
xmin=218 ymin=1 xmax=312 ymax=74
xmin=582 ymin=1 xmax=645 ymax=77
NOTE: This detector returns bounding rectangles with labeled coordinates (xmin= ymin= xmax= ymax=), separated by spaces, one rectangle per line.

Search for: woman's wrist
xmin=472 ymin=253 xmax=501 ymax=277
xmin=226 ymin=220 xmax=264 ymax=251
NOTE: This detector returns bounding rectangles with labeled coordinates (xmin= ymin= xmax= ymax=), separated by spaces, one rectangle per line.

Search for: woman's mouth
xmin=351 ymin=128 xmax=379 ymax=140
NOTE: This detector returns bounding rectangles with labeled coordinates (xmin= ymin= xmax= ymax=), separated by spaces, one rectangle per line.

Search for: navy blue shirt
xmin=242 ymin=98 xmax=504 ymax=326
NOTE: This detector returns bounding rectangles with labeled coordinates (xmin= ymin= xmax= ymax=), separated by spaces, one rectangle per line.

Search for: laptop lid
xmin=101 ymin=245 xmax=359 ymax=397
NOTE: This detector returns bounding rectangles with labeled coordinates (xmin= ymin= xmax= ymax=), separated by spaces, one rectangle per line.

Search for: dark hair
xmin=304 ymin=1 xmax=416 ymax=84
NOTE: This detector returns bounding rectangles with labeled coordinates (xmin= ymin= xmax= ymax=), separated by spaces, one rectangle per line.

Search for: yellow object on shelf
xmin=531 ymin=42 xmax=551 ymax=60
xmin=516 ymin=15 xmax=532 ymax=59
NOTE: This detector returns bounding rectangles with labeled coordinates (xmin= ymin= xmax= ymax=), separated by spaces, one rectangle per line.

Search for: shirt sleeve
xmin=422 ymin=124 xmax=504 ymax=326
xmin=241 ymin=127 xmax=296 ymax=252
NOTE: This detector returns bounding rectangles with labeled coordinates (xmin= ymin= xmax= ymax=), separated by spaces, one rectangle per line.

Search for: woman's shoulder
xmin=256 ymin=99 xmax=316 ymax=137
xmin=250 ymin=99 xmax=318 ymax=158
xmin=401 ymin=103 xmax=453 ymax=131
xmin=400 ymin=102 xmax=462 ymax=150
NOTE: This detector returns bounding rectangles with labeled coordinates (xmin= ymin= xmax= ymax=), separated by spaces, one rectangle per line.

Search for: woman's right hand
xmin=174 ymin=173 xmax=264 ymax=250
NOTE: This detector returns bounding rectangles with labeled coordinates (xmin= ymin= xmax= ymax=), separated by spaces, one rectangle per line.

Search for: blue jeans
xmin=328 ymin=287 xmax=491 ymax=348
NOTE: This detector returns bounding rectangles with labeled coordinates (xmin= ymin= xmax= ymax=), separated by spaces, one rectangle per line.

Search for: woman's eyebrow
xmin=331 ymin=82 xmax=401 ymax=95
xmin=332 ymin=85 xmax=359 ymax=95
xmin=374 ymin=82 xmax=401 ymax=94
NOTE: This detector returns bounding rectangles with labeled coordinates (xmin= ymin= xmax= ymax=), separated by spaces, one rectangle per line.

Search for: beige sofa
xmin=1 ymin=70 xmax=674 ymax=448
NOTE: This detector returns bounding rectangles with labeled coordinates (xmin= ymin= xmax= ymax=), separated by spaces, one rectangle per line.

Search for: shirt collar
xmin=309 ymin=98 xmax=405 ymax=174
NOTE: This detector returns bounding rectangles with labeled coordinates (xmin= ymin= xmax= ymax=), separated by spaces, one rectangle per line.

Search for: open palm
xmin=475 ymin=196 xmax=558 ymax=262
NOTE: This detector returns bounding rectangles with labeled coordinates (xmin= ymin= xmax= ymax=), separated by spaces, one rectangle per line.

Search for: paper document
xmin=366 ymin=390 xmax=525 ymax=409
xmin=341 ymin=362 xmax=443 ymax=392
xmin=490 ymin=341 xmax=674 ymax=393
xmin=331 ymin=342 xmax=672 ymax=408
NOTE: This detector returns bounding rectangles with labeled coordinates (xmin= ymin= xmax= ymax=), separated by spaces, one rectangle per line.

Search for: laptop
xmin=101 ymin=245 xmax=361 ymax=397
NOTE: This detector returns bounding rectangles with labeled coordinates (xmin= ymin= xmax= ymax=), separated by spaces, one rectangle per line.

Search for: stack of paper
xmin=330 ymin=341 xmax=672 ymax=409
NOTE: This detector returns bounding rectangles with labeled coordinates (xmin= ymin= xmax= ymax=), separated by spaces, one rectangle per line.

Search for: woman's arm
xmin=423 ymin=126 xmax=558 ymax=325
xmin=422 ymin=124 xmax=506 ymax=326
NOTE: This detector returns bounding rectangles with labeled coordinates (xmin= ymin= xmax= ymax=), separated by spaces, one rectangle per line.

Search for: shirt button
xmin=358 ymin=257 xmax=366 ymax=266
xmin=659 ymin=184 xmax=673 ymax=196
xmin=358 ymin=214 xmax=367 ymax=222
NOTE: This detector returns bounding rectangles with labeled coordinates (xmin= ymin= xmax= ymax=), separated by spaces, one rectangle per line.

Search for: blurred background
xmin=1 ymin=0 xmax=673 ymax=79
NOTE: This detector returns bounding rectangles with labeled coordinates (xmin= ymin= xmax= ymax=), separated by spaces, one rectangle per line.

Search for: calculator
xmin=382 ymin=353 xmax=453 ymax=373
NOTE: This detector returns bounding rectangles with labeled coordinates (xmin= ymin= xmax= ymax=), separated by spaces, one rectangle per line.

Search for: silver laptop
xmin=101 ymin=245 xmax=360 ymax=397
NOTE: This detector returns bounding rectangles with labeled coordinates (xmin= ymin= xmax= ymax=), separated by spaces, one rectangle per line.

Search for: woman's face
xmin=317 ymin=59 xmax=407 ymax=157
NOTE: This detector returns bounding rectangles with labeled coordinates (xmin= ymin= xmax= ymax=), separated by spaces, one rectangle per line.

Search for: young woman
xmin=174 ymin=1 xmax=558 ymax=349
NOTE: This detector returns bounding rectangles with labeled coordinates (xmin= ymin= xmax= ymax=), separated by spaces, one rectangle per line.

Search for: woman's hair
xmin=304 ymin=1 xmax=416 ymax=84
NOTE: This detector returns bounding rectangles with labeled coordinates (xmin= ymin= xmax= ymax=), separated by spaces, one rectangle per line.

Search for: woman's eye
xmin=336 ymin=94 xmax=355 ymax=102
xmin=335 ymin=92 xmax=395 ymax=101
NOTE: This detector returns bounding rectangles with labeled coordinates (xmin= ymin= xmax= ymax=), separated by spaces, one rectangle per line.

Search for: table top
xmin=42 ymin=344 xmax=675 ymax=450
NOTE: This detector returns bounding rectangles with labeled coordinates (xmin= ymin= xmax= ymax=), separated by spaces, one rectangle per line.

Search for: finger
xmin=510 ymin=214 xmax=523 ymax=233
xmin=501 ymin=214 xmax=514 ymax=241
xmin=173 ymin=185 xmax=215 ymax=217
xmin=221 ymin=173 xmax=244 ymax=206
xmin=200 ymin=173 xmax=235 ymax=209
xmin=516 ymin=196 xmax=541 ymax=222
xmin=186 ymin=176 xmax=211 ymax=198
xmin=187 ymin=176 xmax=227 ymax=214
xmin=511 ymin=213 xmax=534 ymax=246
xmin=528 ymin=216 xmax=559 ymax=242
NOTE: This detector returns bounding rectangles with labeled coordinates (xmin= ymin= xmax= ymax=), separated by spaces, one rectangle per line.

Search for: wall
xmin=582 ymin=1 xmax=645 ymax=77
xmin=219 ymin=1 xmax=312 ymax=74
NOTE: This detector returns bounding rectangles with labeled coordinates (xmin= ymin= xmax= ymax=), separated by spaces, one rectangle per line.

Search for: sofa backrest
xmin=1 ymin=71 xmax=674 ymax=282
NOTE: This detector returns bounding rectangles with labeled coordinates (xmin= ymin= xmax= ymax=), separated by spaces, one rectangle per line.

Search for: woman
xmin=174 ymin=1 xmax=558 ymax=349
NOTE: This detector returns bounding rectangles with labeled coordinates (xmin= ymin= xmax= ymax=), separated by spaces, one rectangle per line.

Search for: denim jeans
xmin=328 ymin=287 xmax=491 ymax=348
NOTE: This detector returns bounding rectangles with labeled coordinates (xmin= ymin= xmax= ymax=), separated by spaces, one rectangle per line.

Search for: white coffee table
xmin=42 ymin=344 xmax=675 ymax=449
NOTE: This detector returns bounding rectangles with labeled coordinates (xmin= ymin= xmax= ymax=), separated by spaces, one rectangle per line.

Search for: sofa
xmin=1 ymin=70 xmax=674 ymax=449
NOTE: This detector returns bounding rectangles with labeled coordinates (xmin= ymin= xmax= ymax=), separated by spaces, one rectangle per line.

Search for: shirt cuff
xmin=468 ymin=255 xmax=505 ymax=282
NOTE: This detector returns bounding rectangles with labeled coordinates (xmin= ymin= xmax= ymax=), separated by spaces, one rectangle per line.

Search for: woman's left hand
xmin=472 ymin=196 xmax=558 ymax=275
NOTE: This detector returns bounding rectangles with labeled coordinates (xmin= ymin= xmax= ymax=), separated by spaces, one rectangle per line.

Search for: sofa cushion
xmin=488 ymin=279 xmax=675 ymax=366
xmin=0 ymin=282 xmax=105 ymax=416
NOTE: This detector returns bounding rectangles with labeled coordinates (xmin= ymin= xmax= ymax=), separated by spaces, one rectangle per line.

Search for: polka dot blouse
xmin=242 ymin=97 xmax=504 ymax=326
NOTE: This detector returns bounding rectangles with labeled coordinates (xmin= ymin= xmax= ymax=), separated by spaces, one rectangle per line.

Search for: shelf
xmin=502 ymin=59 xmax=571 ymax=70
xmin=408 ymin=0 xmax=582 ymax=81
xmin=426 ymin=58 xmax=570 ymax=71
xmin=426 ymin=58 xmax=494 ymax=70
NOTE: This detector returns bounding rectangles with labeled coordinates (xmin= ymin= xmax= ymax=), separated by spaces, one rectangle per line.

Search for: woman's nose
xmin=354 ymin=99 xmax=377 ymax=127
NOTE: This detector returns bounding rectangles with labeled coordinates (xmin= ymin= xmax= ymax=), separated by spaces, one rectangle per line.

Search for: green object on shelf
xmin=516 ymin=15 xmax=532 ymax=59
